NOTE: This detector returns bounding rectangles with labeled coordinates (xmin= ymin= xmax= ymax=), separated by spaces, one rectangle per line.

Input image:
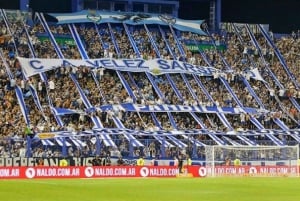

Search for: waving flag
xmin=49 ymin=10 xmax=206 ymax=35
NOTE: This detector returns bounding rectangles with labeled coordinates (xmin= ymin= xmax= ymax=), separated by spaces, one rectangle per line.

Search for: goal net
xmin=204 ymin=145 xmax=299 ymax=177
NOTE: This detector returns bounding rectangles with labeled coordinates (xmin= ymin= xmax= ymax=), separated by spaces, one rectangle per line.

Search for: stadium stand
xmin=0 ymin=8 xmax=299 ymax=162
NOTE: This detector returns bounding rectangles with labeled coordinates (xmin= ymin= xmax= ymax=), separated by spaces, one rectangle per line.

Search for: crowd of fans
xmin=0 ymin=10 xmax=299 ymax=160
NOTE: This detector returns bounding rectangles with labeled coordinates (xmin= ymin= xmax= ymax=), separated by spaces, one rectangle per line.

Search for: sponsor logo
xmin=25 ymin=168 xmax=36 ymax=179
xmin=140 ymin=167 xmax=149 ymax=177
xmin=84 ymin=167 xmax=94 ymax=177
xmin=198 ymin=167 xmax=207 ymax=177
xmin=249 ymin=167 xmax=257 ymax=174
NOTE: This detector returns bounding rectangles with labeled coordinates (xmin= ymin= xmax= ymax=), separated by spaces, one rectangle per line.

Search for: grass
xmin=0 ymin=177 xmax=300 ymax=201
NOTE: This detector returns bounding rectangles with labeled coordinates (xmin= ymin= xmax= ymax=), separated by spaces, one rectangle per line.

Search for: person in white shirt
xmin=48 ymin=79 xmax=55 ymax=91
xmin=173 ymin=156 xmax=178 ymax=167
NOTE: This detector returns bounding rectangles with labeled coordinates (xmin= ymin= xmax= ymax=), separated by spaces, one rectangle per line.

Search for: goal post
xmin=204 ymin=145 xmax=299 ymax=177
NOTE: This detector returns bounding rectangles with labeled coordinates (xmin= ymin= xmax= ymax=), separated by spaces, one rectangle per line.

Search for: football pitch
xmin=0 ymin=177 xmax=299 ymax=201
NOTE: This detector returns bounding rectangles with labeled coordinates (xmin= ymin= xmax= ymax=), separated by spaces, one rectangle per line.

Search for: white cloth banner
xmin=17 ymin=57 xmax=219 ymax=78
xmin=18 ymin=57 xmax=266 ymax=83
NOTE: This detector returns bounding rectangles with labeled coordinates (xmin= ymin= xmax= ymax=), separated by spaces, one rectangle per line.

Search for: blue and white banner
xmin=52 ymin=107 xmax=85 ymax=116
xmin=70 ymin=137 xmax=86 ymax=147
xmin=49 ymin=10 xmax=206 ymax=35
xmin=34 ymin=128 xmax=300 ymax=147
xmin=17 ymin=57 xmax=219 ymax=78
xmin=36 ymin=128 xmax=300 ymax=139
xmin=98 ymin=103 xmax=261 ymax=114
xmin=55 ymin=138 xmax=72 ymax=147
xmin=41 ymin=139 xmax=55 ymax=146
xmin=54 ymin=103 xmax=263 ymax=116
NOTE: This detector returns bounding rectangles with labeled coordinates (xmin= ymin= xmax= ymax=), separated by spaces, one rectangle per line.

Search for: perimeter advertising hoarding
xmin=0 ymin=166 xmax=179 ymax=179
xmin=0 ymin=166 xmax=298 ymax=179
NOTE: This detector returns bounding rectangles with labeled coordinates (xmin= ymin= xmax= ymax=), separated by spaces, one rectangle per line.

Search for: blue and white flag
xmin=49 ymin=10 xmax=206 ymax=35
xmin=53 ymin=103 xmax=263 ymax=116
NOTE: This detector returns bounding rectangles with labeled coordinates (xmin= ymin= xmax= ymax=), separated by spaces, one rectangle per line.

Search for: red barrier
xmin=0 ymin=166 xmax=298 ymax=179
xmin=0 ymin=166 xmax=180 ymax=179
xmin=187 ymin=165 xmax=299 ymax=177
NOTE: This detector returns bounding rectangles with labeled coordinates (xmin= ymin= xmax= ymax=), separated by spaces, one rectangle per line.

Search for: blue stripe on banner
xmin=181 ymin=135 xmax=206 ymax=146
xmin=189 ymin=112 xmax=206 ymax=129
xmin=91 ymin=71 xmax=106 ymax=103
xmin=290 ymin=97 xmax=300 ymax=112
xmin=0 ymin=50 xmax=13 ymax=79
xmin=250 ymin=117 xmax=264 ymax=130
xmin=273 ymin=118 xmax=289 ymax=130
xmin=42 ymin=139 xmax=54 ymax=146
xmin=265 ymin=133 xmax=285 ymax=146
xmin=50 ymin=107 xmax=64 ymax=126
xmin=69 ymin=21 xmax=125 ymax=141
xmin=123 ymin=23 xmax=141 ymax=56
xmin=40 ymin=73 xmax=47 ymax=83
xmin=252 ymin=119 xmax=285 ymax=146
xmin=217 ymin=113 xmax=233 ymax=129
xmin=107 ymin=23 xmax=121 ymax=56
xmin=167 ymin=135 xmax=187 ymax=148
xmin=144 ymin=24 xmax=160 ymax=57
xmin=242 ymin=77 xmax=265 ymax=109
xmin=219 ymin=77 xmax=243 ymax=107
xmin=29 ymin=84 xmax=45 ymax=118
xmin=236 ymin=135 xmax=257 ymax=146
xmin=245 ymin=24 xmax=283 ymax=89
xmin=222 ymin=136 xmax=241 ymax=146
xmin=69 ymin=23 xmax=89 ymax=59
xmin=123 ymin=134 xmax=141 ymax=147
xmin=38 ymin=13 xmax=64 ymax=58
xmin=111 ymin=116 xmax=143 ymax=147
xmin=70 ymin=138 xmax=81 ymax=147
xmin=207 ymin=132 xmax=226 ymax=145
xmin=116 ymin=71 xmax=136 ymax=101
xmin=92 ymin=116 xmax=102 ymax=128
xmin=56 ymin=138 xmax=72 ymax=147
xmin=70 ymin=74 xmax=92 ymax=108
xmin=95 ymin=131 xmax=116 ymax=147
xmin=55 ymin=138 xmax=63 ymax=146
xmin=154 ymin=135 xmax=174 ymax=148
xmin=4 ymin=63 xmax=13 ymax=79
xmin=15 ymin=86 xmax=30 ymax=126
xmin=258 ymin=24 xmax=300 ymax=89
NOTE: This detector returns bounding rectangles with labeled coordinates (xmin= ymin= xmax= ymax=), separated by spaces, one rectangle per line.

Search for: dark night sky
xmin=179 ymin=0 xmax=300 ymax=33
xmin=0 ymin=0 xmax=299 ymax=33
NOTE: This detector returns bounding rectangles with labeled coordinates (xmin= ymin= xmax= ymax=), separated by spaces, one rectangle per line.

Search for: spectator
xmin=59 ymin=158 xmax=68 ymax=166
xmin=136 ymin=156 xmax=145 ymax=166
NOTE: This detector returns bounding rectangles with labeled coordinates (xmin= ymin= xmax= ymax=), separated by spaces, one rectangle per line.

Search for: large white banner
xmin=18 ymin=57 xmax=265 ymax=82
xmin=17 ymin=57 xmax=219 ymax=78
